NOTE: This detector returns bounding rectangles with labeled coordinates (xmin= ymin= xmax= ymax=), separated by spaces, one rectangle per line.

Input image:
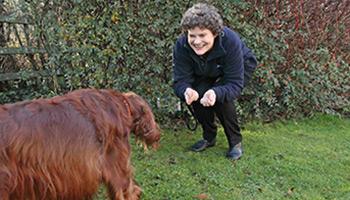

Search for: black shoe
xmin=191 ymin=139 xmax=216 ymax=152
xmin=226 ymin=142 xmax=243 ymax=160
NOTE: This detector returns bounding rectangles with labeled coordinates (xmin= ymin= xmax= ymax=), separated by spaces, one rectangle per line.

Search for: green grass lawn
xmin=95 ymin=115 xmax=350 ymax=200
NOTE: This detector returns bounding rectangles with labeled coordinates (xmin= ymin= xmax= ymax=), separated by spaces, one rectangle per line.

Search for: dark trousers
xmin=192 ymin=100 xmax=242 ymax=148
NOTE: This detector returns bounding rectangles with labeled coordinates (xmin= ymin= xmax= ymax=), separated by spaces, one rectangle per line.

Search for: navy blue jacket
xmin=172 ymin=26 xmax=257 ymax=103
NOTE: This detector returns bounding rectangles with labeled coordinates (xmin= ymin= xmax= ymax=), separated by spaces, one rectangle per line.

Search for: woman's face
xmin=187 ymin=27 xmax=217 ymax=56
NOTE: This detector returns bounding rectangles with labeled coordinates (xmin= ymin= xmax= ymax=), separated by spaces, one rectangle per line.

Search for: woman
xmin=172 ymin=3 xmax=257 ymax=160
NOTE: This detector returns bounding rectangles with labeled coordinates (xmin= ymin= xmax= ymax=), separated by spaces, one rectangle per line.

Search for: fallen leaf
xmin=193 ymin=193 xmax=208 ymax=199
xmin=286 ymin=187 xmax=295 ymax=196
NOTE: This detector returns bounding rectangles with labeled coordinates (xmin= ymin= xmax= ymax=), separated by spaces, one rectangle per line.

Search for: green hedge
xmin=1 ymin=0 xmax=348 ymax=125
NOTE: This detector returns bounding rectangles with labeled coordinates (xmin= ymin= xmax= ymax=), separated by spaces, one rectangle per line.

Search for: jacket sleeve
xmin=212 ymin=32 xmax=244 ymax=103
xmin=172 ymin=39 xmax=194 ymax=101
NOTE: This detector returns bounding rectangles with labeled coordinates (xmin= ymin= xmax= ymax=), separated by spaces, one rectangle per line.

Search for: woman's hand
xmin=200 ymin=89 xmax=216 ymax=107
xmin=184 ymin=88 xmax=199 ymax=105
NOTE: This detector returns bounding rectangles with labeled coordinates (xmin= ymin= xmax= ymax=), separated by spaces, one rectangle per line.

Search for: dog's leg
xmin=0 ymin=171 xmax=10 ymax=200
xmin=127 ymin=180 xmax=142 ymax=200
xmin=101 ymin=141 xmax=141 ymax=200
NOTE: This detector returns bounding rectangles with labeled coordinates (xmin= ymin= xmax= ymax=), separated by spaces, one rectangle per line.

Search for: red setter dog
xmin=0 ymin=89 xmax=160 ymax=200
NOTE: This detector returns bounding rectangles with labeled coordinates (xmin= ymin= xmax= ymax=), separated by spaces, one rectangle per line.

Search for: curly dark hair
xmin=180 ymin=3 xmax=223 ymax=35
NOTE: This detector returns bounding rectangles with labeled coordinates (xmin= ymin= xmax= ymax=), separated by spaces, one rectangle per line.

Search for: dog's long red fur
xmin=0 ymin=89 xmax=160 ymax=200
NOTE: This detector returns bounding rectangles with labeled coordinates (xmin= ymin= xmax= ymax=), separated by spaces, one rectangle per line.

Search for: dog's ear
xmin=123 ymin=92 xmax=148 ymax=119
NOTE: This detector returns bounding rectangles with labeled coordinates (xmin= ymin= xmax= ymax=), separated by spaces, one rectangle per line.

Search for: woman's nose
xmin=193 ymin=38 xmax=201 ymax=44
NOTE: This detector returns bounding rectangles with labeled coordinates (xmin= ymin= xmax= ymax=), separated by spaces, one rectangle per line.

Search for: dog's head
xmin=123 ymin=92 xmax=160 ymax=150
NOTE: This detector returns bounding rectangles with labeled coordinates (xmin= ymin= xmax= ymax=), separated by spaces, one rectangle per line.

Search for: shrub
xmin=1 ymin=0 xmax=348 ymax=125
